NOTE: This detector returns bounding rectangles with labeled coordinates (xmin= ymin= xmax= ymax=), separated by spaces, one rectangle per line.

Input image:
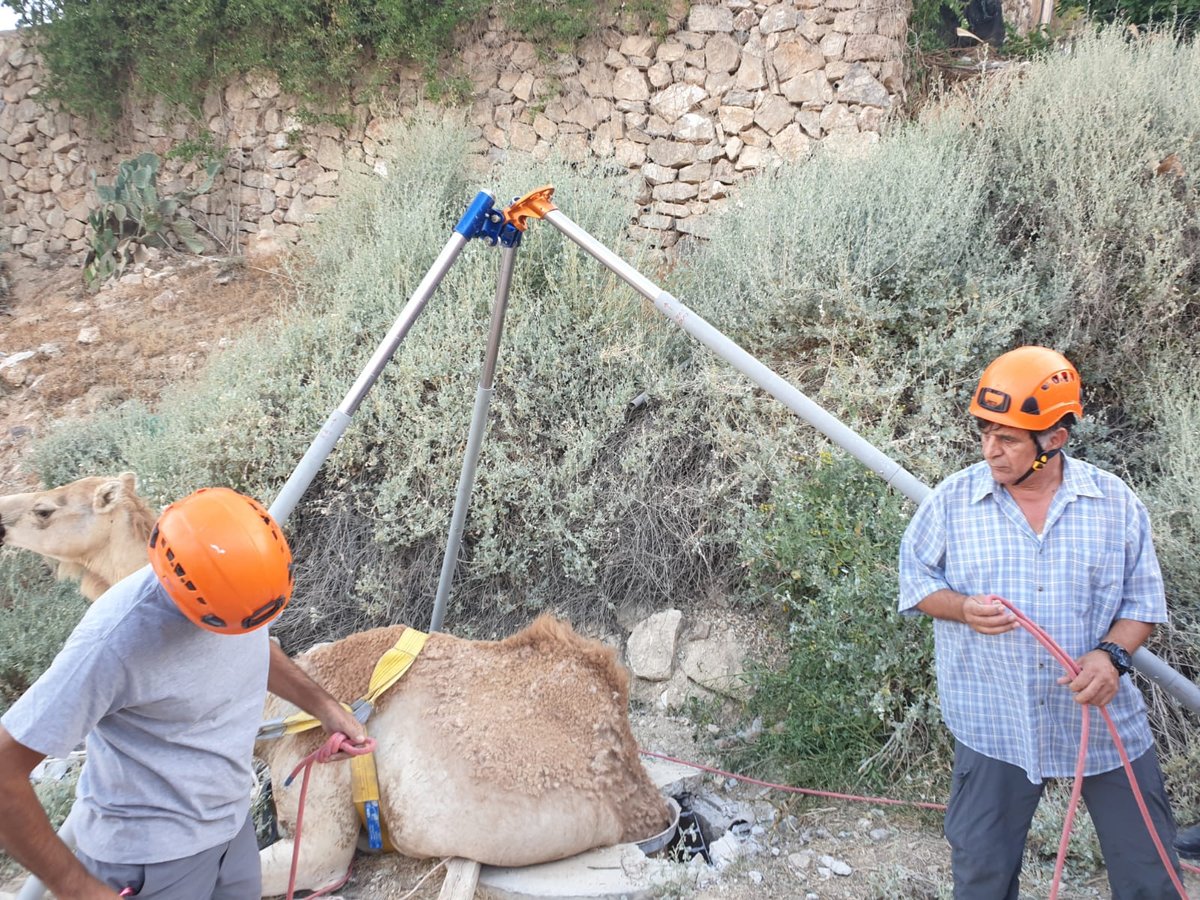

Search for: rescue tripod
xmin=263 ymin=184 xmax=931 ymax=635
xmin=21 ymin=185 xmax=1200 ymax=900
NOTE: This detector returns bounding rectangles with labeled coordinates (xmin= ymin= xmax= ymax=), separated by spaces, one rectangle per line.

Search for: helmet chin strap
xmin=1013 ymin=436 xmax=1062 ymax=485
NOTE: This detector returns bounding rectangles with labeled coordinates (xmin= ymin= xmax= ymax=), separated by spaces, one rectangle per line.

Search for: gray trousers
xmin=75 ymin=812 xmax=261 ymax=899
xmin=945 ymin=741 xmax=1182 ymax=900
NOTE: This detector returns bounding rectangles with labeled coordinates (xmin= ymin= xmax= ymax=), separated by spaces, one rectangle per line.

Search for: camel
xmin=0 ymin=473 xmax=154 ymax=601
xmin=258 ymin=617 xmax=673 ymax=896
xmin=1 ymin=473 xmax=673 ymax=894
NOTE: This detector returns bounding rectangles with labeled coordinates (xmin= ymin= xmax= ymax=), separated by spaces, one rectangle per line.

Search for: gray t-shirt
xmin=1 ymin=565 xmax=270 ymax=864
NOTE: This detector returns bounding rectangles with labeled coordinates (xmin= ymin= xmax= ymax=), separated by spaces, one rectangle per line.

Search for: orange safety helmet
xmin=148 ymin=487 xmax=293 ymax=635
xmin=969 ymin=346 xmax=1083 ymax=432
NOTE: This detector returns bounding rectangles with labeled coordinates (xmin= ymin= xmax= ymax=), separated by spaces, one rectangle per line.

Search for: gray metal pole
xmin=429 ymin=243 xmax=520 ymax=633
xmin=269 ymin=229 xmax=472 ymax=524
xmin=540 ymin=208 xmax=931 ymax=507
xmin=539 ymin=206 xmax=1200 ymax=716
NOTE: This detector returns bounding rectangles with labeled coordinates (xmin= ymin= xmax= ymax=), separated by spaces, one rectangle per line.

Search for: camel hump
xmin=498 ymin=613 xmax=630 ymax=698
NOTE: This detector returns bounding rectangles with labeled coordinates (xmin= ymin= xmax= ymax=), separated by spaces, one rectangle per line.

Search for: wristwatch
xmin=1097 ymin=641 xmax=1134 ymax=676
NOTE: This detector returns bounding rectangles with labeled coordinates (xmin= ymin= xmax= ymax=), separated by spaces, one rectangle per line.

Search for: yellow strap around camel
xmin=258 ymin=627 xmax=429 ymax=739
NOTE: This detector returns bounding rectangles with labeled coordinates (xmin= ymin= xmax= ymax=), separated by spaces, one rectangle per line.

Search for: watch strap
xmin=1096 ymin=641 xmax=1133 ymax=675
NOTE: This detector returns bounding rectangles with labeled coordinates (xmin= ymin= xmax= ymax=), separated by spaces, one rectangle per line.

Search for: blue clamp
xmin=363 ymin=800 xmax=385 ymax=850
xmin=453 ymin=191 xmax=522 ymax=248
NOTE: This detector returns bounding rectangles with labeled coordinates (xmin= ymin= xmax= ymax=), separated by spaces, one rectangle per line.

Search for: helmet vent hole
xmin=149 ymin=526 xmax=159 ymax=549
xmin=184 ymin=580 xmax=196 ymax=591
xmin=1020 ymin=397 xmax=1041 ymax=415
xmin=165 ymin=548 xmax=175 ymax=562
xmin=200 ymin=613 xmax=226 ymax=629
xmin=173 ymin=563 xmax=186 ymax=577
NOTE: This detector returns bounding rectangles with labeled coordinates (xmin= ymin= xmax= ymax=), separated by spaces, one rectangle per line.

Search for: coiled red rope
xmin=282 ymin=732 xmax=377 ymax=900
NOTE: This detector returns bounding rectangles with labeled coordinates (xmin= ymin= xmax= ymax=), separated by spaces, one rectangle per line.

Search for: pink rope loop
xmin=284 ymin=732 xmax=378 ymax=900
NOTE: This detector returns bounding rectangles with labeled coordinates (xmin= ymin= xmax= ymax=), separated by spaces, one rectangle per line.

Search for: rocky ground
xmin=2 ymin=253 xmax=1199 ymax=899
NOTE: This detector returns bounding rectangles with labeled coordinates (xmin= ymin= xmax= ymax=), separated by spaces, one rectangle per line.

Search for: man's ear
xmin=1046 ymin=425 xmax=1071 ymax=451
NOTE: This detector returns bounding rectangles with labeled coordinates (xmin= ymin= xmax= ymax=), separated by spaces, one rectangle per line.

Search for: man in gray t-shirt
xmin=0 ymin=488 xmax=366 ymax=899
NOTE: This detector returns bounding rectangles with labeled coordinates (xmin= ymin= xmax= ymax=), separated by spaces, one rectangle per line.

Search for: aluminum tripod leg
xmin=429 ymin=243 xmax=519 ymax=633
xmin=269 ymin=219 xmax=479 ymax=524
xmin=538 ymin=207 xmax=932 ymax=507
xmin=533 ymin=203 xmax=1200 ymax=716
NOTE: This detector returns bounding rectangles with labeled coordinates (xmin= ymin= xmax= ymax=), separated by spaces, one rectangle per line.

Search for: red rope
xmin=642 ymin=597 xmax=1199 ymax=897
xmin=283 ymin=732 xmax=377 ymax=900
xmin=995 ymin=597 xmax=1192 ymax=898
xmin=638 ymin=748 xmax=947 ymax=811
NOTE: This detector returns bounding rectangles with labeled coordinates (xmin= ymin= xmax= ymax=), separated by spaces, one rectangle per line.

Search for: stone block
xmin=613 ymin=67 xmax=651 ymax=102
xmin=771 ymin=123 xmax=813 ymax=162
xmin=754 ymin=94 xmax=796 ymax=135
xmin=845 ymin=34 xmax=900 ymax=61
xmin=639 ymin=161 xmax=674 ymax=185
xmin=651 ymin=83 xmax=708 ymax=122
xmin=688 ymin=5 xmax=734 ymax=32
xmin=620 ymin=35 xmax=657 ymax=58
xmin=718 ymin=104 xmax=755 ymax=134
xmin=782 ymin=70 xmax=834 ymax=105
xmin=705 ymin=33 xmax=742 ymax=73
xmin=678 ymin=161 xmax=713 ymax=183
xmin=647 ymin=139 xmax=696 ymax=168
xmin=760 ymin=5 xmax=800 ymax=33
xmin=673 ymin=112 xmax=716 ymax=142
xmin=837 ymin=63 xmax=892 ymax=108
xmin=735 ymin=54 xmax=767 ymax=90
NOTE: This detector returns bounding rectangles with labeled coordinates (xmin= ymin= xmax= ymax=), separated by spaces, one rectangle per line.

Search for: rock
xmin=688 ymin=5 xmax=734 ymax=32
xmin=626 ymin=609 xmax=683 ymax=681
xmin=837 ymin=63 xmax=892 ymax=108
xmin=818 ymin=854 xmax=853 ymax=876
xmin=76 ymin=326 xmax=100 ymax=344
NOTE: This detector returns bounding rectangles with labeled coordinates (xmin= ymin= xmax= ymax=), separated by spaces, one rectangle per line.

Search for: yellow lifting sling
xmin=258 ymin=628 xmax=429 ymax=851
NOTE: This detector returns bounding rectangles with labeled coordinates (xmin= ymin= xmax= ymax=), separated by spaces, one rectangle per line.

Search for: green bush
xmin=733 ymin=455 xmax=944 ymax=790
xmin=7 ymin=0 xmax=675 ymax=123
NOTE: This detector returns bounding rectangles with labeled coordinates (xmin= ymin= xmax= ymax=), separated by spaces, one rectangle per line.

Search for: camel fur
xmin=258 ymin=617 xmax=672 ymax=896
xmin=0 ymin=473 xmax=154 ymax=601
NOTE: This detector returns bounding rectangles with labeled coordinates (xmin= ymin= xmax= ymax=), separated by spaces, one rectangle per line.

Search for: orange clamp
xmin=503 ymin=186 xmax=557 ymax=231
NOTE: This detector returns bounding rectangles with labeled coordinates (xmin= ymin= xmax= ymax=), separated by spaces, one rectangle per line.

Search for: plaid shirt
xmin=899 ymin=454 xmax=1167 ymax=782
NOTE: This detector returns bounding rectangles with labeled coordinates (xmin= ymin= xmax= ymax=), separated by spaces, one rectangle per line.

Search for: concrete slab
xmin=476 ymin=843 xmax=680 ymax=900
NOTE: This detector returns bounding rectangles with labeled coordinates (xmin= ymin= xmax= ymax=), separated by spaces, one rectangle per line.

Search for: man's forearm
xmin=266 ymin=641 xmax=342 ymax=718
xmin=915 ymin=589 xmax=968 ymax=623
xmin=0 ymin=732 xmax=114 ymax=898
xmin=1101 ymin=619 xmax=1154 ymax=653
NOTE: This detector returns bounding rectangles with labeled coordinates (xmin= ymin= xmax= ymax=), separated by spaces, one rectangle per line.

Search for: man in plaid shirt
xmin=899 ymin=346 xmax=1182 ymax=899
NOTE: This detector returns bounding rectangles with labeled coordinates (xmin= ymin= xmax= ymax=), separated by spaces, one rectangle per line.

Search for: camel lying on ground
xmin=258 ymin=616 xmax=672 ymax=896
xmin=0 ymin=473 xmax=154 ymax=600
xmin=0 ymin=473 xmax=672 ymax=893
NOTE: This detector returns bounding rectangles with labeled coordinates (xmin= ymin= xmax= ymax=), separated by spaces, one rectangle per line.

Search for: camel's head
xmin=0 ymin=472 xmax=146 ymax=563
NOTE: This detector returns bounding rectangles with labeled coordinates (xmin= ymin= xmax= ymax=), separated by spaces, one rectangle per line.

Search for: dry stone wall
xmin=1 ymin=0 xmax=909 ymax=265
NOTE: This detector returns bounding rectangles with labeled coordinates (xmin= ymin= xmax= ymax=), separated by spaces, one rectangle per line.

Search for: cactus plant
xmin=84 ymin=152 xmax=222 ymax=290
